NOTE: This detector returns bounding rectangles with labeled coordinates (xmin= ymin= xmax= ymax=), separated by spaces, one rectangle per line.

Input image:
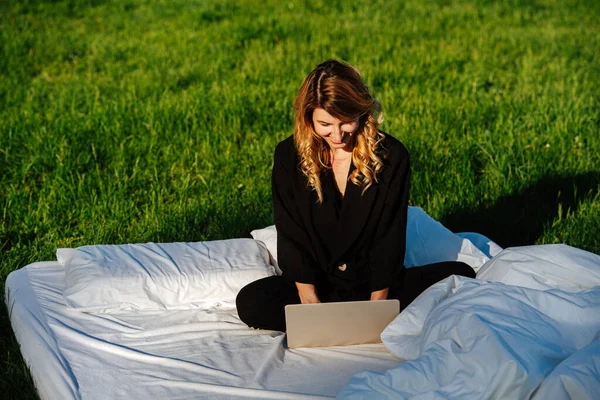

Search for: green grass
xmin=1 ymin=0 xmax=599 ymax=397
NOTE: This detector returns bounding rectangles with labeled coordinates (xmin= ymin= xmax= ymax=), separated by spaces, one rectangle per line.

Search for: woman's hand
xmin=295 ymin=282 xmax=321 ymax=304
xmin=370 ymin=287 xmax=389 ymax=301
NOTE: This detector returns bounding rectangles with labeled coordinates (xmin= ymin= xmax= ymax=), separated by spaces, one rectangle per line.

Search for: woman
xmin=236 ymin=60 xmax=475 ymax=331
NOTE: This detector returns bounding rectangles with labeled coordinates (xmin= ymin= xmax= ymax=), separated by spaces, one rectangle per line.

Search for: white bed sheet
xmin=5 ymin=261 xmax=402 ymax=400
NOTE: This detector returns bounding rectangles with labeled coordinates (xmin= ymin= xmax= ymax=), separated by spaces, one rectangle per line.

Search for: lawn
xmin=1 ymin=0 xmax=599 ymax=397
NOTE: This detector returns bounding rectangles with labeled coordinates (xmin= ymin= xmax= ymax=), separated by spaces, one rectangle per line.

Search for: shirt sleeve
xmin=272 ymin=143 xmax=319 ymax=285
xmin=368 ymin=149 xmax=410 ymax=292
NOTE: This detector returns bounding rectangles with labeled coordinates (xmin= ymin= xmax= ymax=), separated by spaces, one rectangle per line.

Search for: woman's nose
xmin=331 ymin=126 xmax=342 ymax=140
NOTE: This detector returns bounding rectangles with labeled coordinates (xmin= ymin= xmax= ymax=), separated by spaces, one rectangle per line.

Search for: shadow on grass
xmin=1 ymin=289 xmax=38 ymax=399
xmin=442 ymin=172 xmax=600 ymax=248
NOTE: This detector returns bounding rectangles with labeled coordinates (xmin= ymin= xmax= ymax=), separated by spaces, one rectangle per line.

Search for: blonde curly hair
xmin=293 ymin=59 xmax=385 ymax=203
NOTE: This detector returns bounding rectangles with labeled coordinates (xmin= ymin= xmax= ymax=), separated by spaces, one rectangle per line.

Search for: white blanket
xmin=339 ymin=245 xmax=600 ymax=399
xmin=10 ymin=236 xmax=599 ymax=400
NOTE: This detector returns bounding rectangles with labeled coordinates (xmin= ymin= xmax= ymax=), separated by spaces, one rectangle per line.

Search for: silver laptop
xmin=285 ymin=300 xmax=400 ymax=349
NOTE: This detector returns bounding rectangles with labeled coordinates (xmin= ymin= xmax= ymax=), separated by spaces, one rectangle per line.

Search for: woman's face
xmin=312 ymin=107 xmax=359 ymax=150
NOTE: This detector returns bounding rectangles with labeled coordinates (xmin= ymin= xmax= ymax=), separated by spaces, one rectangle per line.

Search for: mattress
xmin=5 ymin=261 xmax=402 ymax=400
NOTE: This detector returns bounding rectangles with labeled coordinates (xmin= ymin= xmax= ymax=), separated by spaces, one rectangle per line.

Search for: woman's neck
xmin=330 ymin=147 xmax=352 ymax=163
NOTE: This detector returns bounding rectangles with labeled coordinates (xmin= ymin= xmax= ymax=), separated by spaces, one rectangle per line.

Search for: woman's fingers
xmin=295 ymin=282 xmax=320 ymax=304
xmin=370 ymin=287 xmax=389 ymax=301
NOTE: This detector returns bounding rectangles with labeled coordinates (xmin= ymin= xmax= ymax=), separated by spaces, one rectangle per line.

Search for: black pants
xmin=236 ymin=261 xmax=475 ymax=332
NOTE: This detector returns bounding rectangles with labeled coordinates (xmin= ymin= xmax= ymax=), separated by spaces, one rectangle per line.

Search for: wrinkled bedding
xmin=6 ymin=227 xmax=498 ymax=400
xmin=5 ymin=262 xmax=401 ymax=400
xmin=8 ymin=236 xmax=599 ymax=400
xmin=339 ymin=245 xmax=600 ymax=399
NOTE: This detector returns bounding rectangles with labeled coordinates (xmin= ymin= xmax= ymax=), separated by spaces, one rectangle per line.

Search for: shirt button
xmin=338 ymin=263 xmax=347 ymax=271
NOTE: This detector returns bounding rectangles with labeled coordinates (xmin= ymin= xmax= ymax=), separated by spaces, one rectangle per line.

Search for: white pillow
xmin=250 ymin=207 xmax=494 ymax=272
xmin=250 ymin=225 xmax=282 ymax=275
xmin=58 ymin=239 xmax=275 ymax=313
